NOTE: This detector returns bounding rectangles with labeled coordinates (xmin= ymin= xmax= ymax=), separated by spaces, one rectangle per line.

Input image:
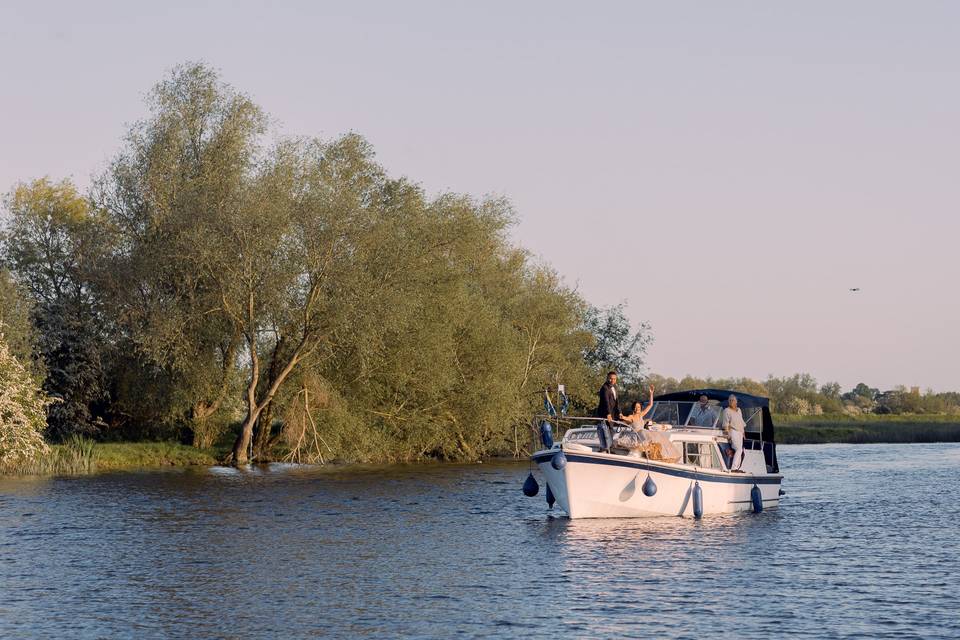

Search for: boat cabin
xmin=651 ymin=389 xmax=780 ymax=473
xmin=551 ymin=389 xmax=780 ymax=475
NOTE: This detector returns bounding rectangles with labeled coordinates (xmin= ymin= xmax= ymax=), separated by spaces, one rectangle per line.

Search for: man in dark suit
xmin=596 ymin=371 xmax=621 ymax=422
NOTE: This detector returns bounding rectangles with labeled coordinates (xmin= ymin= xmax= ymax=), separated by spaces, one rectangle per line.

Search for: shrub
xmin=0 ymin=335 xmax=50 ymax=470
xmin=782 ymin=396 xmax=811 ymax=415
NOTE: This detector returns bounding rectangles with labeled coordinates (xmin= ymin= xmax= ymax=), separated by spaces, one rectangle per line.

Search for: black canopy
xmin=653 ymin=389 xmax=779 ymax=471
xmin=654 ymin=388 xmax=769 ymax=410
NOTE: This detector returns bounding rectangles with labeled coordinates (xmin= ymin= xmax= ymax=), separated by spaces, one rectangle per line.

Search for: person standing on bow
xmin=596 ymin=371 xmax=621 ymax=423
xmin=722 ymin=394 xmax=747 ymax=472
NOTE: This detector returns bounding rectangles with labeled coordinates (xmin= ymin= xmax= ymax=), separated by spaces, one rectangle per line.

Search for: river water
xmin=1 ymin=443 xmax=958 ymax=639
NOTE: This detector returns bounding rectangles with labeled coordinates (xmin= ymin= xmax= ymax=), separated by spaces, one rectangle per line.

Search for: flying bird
xmin=849 ymin=288 xmax=860 ymax=292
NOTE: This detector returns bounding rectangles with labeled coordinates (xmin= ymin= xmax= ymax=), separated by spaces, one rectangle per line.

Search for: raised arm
xmin=637 ymin=385 xmax=656 ymax=420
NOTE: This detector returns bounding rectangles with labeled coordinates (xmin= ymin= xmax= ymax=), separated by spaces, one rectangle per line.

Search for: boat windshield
xmin=648 ymin=401 xmax=764 ymax=433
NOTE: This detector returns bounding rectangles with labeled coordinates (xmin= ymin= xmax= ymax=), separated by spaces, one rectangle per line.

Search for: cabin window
xmin=683 ymin=442 xmax=721 ymax=469
xmin=743 ymin=407 xmax=764 ymax=434
xmin=649 ymin=402 xmax=680 ymax=426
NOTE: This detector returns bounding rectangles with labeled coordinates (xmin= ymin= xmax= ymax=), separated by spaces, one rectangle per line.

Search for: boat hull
xmin=533 ymin=449 xmax=782 ymax=518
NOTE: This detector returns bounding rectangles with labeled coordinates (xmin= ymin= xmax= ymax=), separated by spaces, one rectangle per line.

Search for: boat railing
xmin=528 ymin=412 xmax=745 ymax=453
xmin=529 ymin=414 xmax=699 ymax=453
xmin=529 ymin=415 xmax=605 ymax=451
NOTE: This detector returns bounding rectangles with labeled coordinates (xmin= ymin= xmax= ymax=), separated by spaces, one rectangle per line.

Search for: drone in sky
xmin=849 ymin=288 xmax=860 ymax=292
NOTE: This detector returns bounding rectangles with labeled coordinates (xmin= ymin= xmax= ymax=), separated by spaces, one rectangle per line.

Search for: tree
xmin=820 ymin=382 xmax=842 ymax=399
xmin=1 ymin=179 xmax=110 ymax=440
xmin=1 ymin=62 xmax=620 ymax=464
xmin=844 ymin=382 xmax=878 ymax=412
xmin=286 ymin=188 xmax=596 ymax=463
xmin=582 ymin=303 xmax=652 ymax=383
xmin=0 ymin=269 xmax=39 ymax=372
xmin=94 ymin=62 xmax=260 ymax=446
xmin=186 ymin=134 xmax=390 ymax=463
xmin=0 ymin=335 xmax=50 ymax=470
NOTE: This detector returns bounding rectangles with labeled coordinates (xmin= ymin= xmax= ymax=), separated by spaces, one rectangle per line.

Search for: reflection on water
xmin=0 ymin=444 xmax=958 ymax=638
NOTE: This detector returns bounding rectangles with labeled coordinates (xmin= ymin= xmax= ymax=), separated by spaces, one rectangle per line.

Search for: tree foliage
xmin=0 ymin=269 xmax=38 ymax=372
xmin=643 ymin=373 xmax=960 ymax=416
xmin=1 ymin=179 xmax=109 ymax=440
xmin=582 ymin=303 xmax=652 ymax=384
xmin=1 ymin=63 xmax=648 ymax=463
xmin=93 ymin=62 xmax=258 ymax=446
xmin=0 ymin=335 xmax=50 ymax=470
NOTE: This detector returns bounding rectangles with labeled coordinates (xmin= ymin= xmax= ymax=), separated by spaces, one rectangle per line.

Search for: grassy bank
xmin=774 ymin=414 xmax=960 ymax=444
xmin=3 ymin=440 xmax=222 ymax=475
xmin=94 ymin=442 xmax=221 ymax=471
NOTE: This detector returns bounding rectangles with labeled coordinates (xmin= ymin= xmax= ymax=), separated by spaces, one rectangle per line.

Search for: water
xmin=1 ymin=444 xmax=958 ymax=639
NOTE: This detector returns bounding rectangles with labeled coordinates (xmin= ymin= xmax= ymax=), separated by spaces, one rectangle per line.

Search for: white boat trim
xmin=532 ymin=449 xmax=782 ymax=485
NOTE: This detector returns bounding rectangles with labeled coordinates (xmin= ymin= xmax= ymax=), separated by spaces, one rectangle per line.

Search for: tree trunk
xmin=232 ymin=412 xmax=257 ymax=464
xmin=230 ymin=314 xmax=307 ymax=464
xmin=191 ymin=415 xmax=209 ymax=448
xmin=232 ymin=334 xmax=261 ymax=465
xmin=190 ymin=401 xmax=216 ymax=448
xmin=253 ymin=401 xmax=274 ymax=460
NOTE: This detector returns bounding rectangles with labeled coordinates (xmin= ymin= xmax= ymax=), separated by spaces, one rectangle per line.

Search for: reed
xmin=3 ymin=435 xmax=99 ymax=475
xmin=58 ymin=434 xmax=99 ymax=472
xmin=1 ymin=440 xmax=221 ymax=475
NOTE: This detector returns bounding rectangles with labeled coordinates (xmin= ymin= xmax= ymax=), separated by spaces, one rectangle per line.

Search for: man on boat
xmin=722 ymin=394 xmax=747 ymax=472
xmin=596 ymin=371 xmax=621 ymax=423
xmin=688 ymin=394 xmax=718 ymax=427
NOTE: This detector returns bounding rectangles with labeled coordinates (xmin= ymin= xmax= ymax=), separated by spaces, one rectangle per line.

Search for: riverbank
xmin=4 ymin=415 xmax=960 ymax=475
xmin=774 ymin=414 xmax=960 ymax=444
xmin=95 ymin=442 xmax=221 ymax=471
xmin=3 ymin=441 xmax=221 ymax=475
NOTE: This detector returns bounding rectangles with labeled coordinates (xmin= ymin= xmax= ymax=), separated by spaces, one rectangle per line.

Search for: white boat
xmin=528 ymin=389 xmax=783 ymax=518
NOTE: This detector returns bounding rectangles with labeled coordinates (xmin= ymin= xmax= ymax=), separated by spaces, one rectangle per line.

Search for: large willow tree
xmin=16 ymin=62 xmax=608 ymax=463
xmin=95 ymin=63 xmax=262 ymax=446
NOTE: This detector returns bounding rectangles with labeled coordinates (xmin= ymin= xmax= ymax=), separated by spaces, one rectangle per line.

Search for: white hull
xmin=534 ymin=447 xmax=782 ymax=519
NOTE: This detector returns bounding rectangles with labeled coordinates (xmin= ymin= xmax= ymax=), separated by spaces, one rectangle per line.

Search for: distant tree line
xmin=0 ymin=63 xmax=652 ymax=466
xmin=628 ymin=374 xmax=960 ymax=416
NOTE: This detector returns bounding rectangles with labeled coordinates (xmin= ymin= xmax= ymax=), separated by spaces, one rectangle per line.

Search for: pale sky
xmin=2 ymin=1 xmax=958 ymax=391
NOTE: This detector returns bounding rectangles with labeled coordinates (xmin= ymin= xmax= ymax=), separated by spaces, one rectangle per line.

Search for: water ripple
xmin=0 ymin=444 xmax=957 ymax=638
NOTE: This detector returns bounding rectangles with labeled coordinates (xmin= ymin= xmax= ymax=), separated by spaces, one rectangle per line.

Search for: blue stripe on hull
xmin=532 ymin=451 xmax=782 ymax=485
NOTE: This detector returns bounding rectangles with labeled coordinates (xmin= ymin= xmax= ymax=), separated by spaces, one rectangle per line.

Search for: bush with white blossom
xmin=0 ymin=333 xmax=49 ymax=470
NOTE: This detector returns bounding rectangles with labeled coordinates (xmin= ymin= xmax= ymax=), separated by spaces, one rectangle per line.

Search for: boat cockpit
xmin=536 ymin=389 xmax=780 ymax=475
xmin=647 ymin=399 xmax=763 ymax=432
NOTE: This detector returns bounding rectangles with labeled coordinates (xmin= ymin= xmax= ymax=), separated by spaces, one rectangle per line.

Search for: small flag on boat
xmin=559 ymin=386 xmax=569 ymax=417
xmin=544 ymin=390 xmax=557 ymax=417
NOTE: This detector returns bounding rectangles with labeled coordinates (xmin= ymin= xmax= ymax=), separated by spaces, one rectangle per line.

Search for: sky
xmin=1 ymin=1 xmax=958 ymax=391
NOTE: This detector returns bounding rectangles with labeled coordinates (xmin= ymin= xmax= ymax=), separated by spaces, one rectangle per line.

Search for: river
xmin=1 ymin=443 xmax=958 ymax=639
